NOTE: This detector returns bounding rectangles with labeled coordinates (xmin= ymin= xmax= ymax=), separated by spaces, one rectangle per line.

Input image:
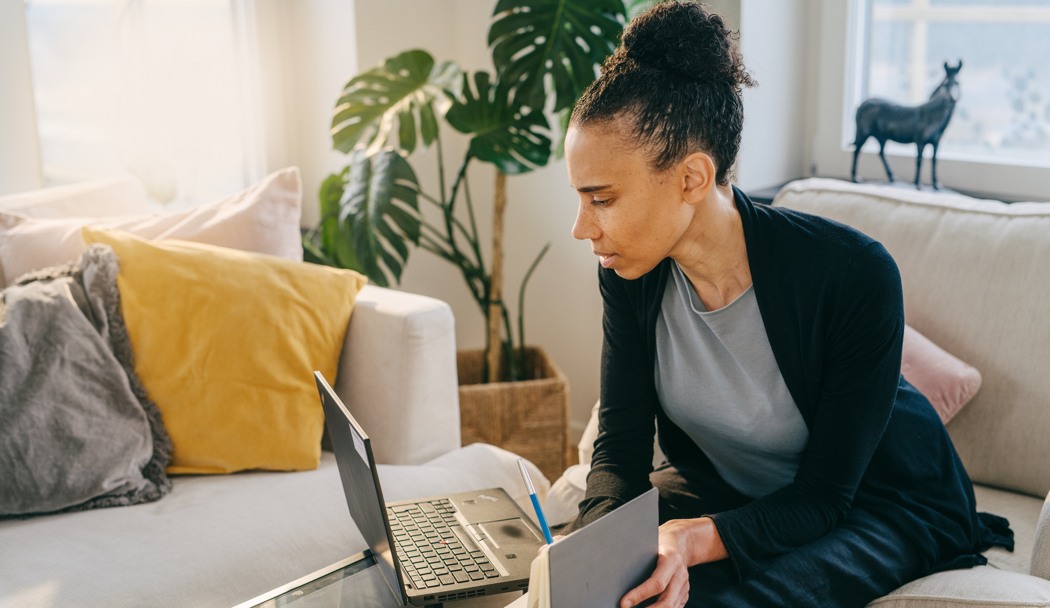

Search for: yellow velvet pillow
xmin=82 ymin=227 xmax=367 ymax=474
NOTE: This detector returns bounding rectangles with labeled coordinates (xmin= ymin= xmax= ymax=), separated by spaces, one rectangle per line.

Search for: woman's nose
xmin=572 ymin=206 xmax=598 ymax=241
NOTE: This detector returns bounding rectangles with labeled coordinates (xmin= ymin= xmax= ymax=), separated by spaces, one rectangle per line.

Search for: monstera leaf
xmin=334 ymin=150 xmax=422 ymax=287
xmin=445 ymin=72 xmax=551 ymax=175
xmin=488 ymin=0 xmax=626 ymax=112
xmin=331 ymin=50 xmax=461 ymax=155
xmin=304 ymin=168 xmax=363 ymax=271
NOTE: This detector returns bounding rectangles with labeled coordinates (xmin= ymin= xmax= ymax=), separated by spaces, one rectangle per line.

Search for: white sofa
xmin=0 ymin=178 xmax=549 ymax=608
xmin=546 ymin=178 xmax=1050 ymax=607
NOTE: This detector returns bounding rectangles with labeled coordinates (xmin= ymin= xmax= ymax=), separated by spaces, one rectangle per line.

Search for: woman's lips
xmin=596 ymin=252 xmax=617 ymax=268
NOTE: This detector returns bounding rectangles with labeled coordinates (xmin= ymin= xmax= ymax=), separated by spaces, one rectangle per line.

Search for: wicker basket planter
xmin=457 ymin=346 xmax=569 ymax=482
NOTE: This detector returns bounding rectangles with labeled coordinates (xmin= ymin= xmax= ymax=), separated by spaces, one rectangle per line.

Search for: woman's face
xmin=566 ymin=120 xmax=694 ymax=280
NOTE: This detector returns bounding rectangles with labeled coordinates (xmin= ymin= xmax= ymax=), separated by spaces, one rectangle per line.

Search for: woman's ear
xmin=681 ymin=152 xmax=717 ymax=205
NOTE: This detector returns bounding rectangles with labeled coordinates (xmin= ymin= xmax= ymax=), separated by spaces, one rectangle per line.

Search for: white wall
xmin=698 ymin=0 xmax=810 ymax=191
xmin=0 ymin=0 xmax=43 ymax=195
xmin=736 ymin=0 xmax=810 ymax=190
xmin=255 ymin=0 xmax=359 ymax=227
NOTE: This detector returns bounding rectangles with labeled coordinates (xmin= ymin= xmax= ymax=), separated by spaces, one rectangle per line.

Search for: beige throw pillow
xmin=0 ymin=167 xmax=303 ymax=287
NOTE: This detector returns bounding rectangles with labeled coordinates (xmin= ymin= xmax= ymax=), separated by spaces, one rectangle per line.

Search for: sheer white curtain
xmin=0 ymin=0 xmax=43 ymax=195
xmin=23 ymin=0 xmax=267 ymax=206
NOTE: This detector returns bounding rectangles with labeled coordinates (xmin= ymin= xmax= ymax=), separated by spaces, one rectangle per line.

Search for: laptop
xmin=314 ymin=372 xmax=545 ymax=606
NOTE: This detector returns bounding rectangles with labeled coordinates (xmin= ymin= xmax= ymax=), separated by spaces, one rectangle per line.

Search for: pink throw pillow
xmin=901 ymin=325 xmax=982 ymax=424
xmin=0 ymin=167 xmax=302 ymax=287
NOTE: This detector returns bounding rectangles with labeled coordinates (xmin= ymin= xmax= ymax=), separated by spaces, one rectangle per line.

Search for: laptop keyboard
xmin=387 ymin=499 xmax=499 ymax=590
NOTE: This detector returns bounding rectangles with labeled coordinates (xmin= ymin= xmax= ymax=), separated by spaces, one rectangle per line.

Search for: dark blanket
xmin=0 ymin=245 xmax=172 ymax=517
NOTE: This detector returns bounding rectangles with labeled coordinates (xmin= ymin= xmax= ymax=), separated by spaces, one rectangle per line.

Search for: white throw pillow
xmin=544 ymin=463 xmax=590 ymax=526
xmin=0 ymin=167 xmax=303 ymax=287
xmin=0 ymin=176 xmax=151 ymax=218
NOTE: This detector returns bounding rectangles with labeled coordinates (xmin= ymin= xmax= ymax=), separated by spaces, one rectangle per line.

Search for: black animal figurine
xmin=851 ymin=60 xmax=962 ymax=190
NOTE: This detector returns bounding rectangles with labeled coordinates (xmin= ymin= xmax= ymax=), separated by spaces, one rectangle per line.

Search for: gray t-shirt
xmin=654 ymin=262 xmax=808 ymax=498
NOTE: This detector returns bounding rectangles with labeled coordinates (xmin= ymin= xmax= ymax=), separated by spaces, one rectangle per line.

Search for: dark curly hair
xmin=571 ymin=1 xmax=755 ymax=185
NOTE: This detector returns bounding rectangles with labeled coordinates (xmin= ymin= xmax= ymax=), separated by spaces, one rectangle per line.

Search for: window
xmin=858 ymin=0 xmax=1050 ymax=166
xmin=809 ymin=0 xmax=1050 ymax=200
xmin=24 ymin=0 xmax=265 ymax=205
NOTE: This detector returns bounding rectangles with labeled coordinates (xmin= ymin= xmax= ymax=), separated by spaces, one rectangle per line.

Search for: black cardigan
xmin=572 ymin=187 xmax=1007 ymax=580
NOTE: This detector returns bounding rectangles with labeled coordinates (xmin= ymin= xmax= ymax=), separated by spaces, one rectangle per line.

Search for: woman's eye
xmin=592 ymin=198 xmax=610 ymax=207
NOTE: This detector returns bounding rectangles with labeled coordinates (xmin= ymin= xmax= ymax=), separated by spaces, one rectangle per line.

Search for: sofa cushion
xmin=774 ymin=178 xmax=1050 ymax=499
xmin=901 ymin=325 xmax=982 ymax=424
xmin=0 ymin=167 xmax=303 ymax=288
xmin=868 ymin=567 xmax=1050 ymax=607
xmin=502 ymin=568 xmax=1050 ymax=608
xmin=972 ymin=484 xmax=1045 ymax=574
xmin=0 ymin=445 xmax=548 ymax=608
xmin=81 ymin=228 xmax=366 ymax=474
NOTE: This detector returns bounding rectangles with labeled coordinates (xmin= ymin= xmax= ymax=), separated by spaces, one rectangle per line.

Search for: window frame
xmin=809 ymin=0 xmax=1050 ymax=201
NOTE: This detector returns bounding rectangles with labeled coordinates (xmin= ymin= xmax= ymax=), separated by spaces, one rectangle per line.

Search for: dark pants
xmin=651 ymin=464 xmax=928 ymax=608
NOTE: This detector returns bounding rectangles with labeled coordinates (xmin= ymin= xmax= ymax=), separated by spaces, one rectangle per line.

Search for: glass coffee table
xmin=235 ymin=550 xmax=523 ymax=608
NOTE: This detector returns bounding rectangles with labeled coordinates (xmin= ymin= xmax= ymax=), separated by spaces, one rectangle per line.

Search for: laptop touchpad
xmin=478 ymin=518 xmax=542 ymax=549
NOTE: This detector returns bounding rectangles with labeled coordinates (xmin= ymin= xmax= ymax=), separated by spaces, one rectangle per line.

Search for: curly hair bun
xmin=572 ymin=1 xmax=754 ymax=185
xmin=617 ymin=1 xmax=753 ymax=87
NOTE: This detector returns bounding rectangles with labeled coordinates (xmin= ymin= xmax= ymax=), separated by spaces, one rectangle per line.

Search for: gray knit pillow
xmin=0 ymin=245 xmax=171 ymax=517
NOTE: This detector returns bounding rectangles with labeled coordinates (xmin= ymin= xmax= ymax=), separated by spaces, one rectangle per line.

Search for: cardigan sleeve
xmin=710 ymin=241 xmax=906 ymax=579
xmin=567 ymin=265 xmax=659 ymax=531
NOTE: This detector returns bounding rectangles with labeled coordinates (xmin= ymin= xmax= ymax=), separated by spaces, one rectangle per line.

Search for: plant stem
xmin=418 ymin=190 xmax=477 ymax=246
xmin=419 ymin=218 xmax=456 ymax=249
xmin=442 ymin=155 xmax=490 ymax=319
xmin=486 ymin=170 xmax=507 ymax=383
xmin=418 ymin=231 xmax=455 ymax=260
xmin=436 ymin=133 xmax=447 ymax=207
xmin=416 ymin=234 xmax=487 ymax=302
xmin=517 ymin=242 xmax=550 ymax=371
xmin=501 ymin=305 xmax=518 ymax=381
xmin=448 ymin=151 xmax=472 ymax=217
xmin=461 ymin=170 xmax=485 ymax=273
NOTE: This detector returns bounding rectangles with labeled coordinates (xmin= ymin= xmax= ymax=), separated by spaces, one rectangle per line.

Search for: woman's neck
xmin=671 ymin=184 xmax=752 ymax=311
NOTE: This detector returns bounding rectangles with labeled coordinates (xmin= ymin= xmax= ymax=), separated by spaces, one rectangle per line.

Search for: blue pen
xmin=517 ymin=457 xmax=555 ymax=545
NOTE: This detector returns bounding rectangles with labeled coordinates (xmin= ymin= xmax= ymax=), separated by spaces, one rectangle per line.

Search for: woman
xmin=562 ymin=3 xmax=1012 ymax=607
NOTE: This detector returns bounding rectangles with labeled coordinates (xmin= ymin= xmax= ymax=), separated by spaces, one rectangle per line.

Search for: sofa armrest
xmin=1033 ymin=491 xmax=1050 ymax=580
xmin=333 ymin=284 xmax=460 ymax=465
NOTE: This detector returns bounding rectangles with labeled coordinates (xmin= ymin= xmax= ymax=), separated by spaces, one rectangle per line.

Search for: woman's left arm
xmin=709 ymin=240 xmax=906 ymax=579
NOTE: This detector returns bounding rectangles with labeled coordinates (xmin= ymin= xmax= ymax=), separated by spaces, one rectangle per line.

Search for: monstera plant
xmin=304 ymin=0 xmax=629 ymax=382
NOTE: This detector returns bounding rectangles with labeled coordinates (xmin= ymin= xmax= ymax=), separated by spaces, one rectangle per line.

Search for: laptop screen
xmin=314 ymin=372 xmax=405 ymax=605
